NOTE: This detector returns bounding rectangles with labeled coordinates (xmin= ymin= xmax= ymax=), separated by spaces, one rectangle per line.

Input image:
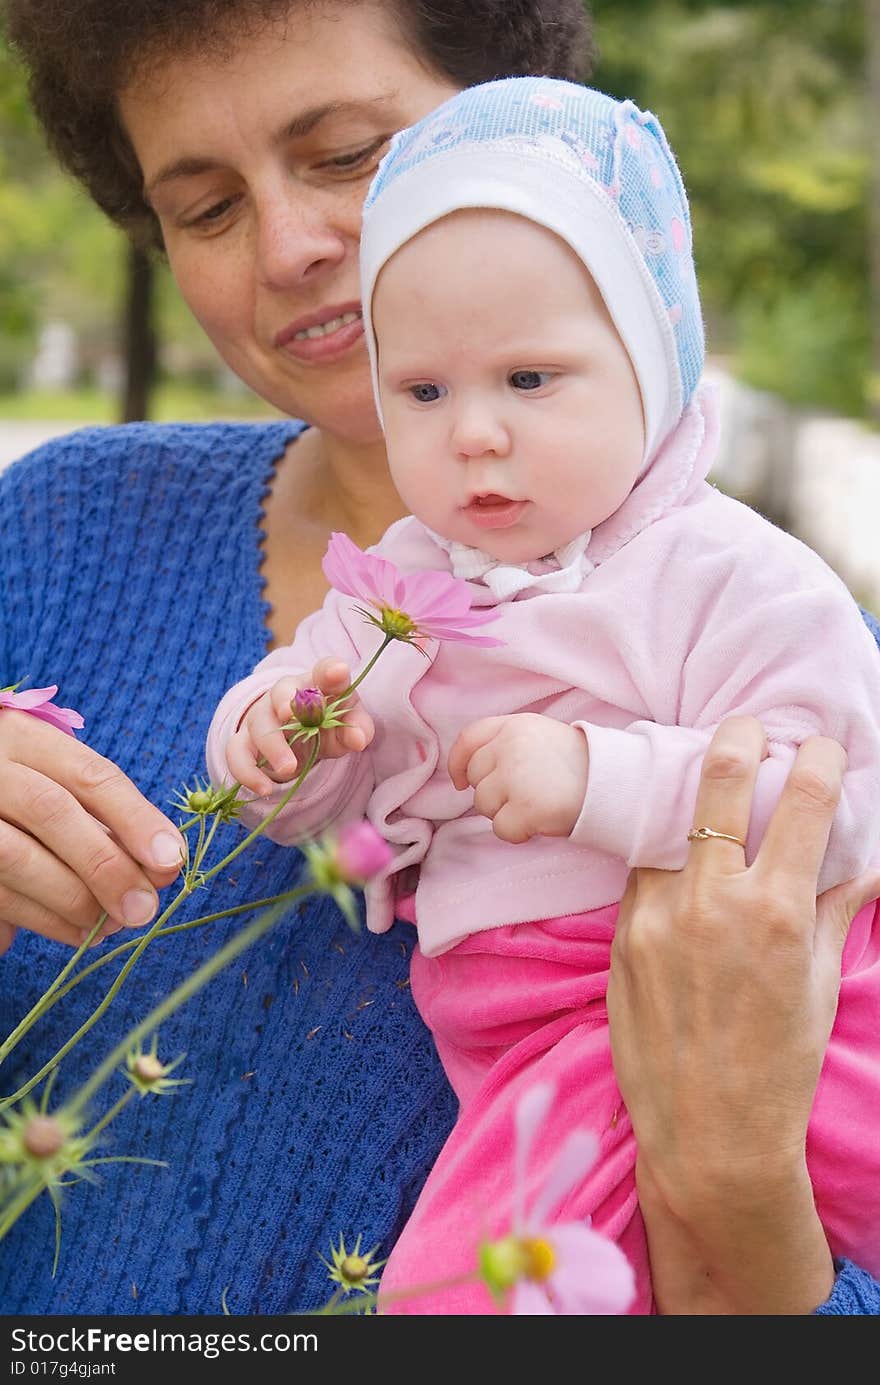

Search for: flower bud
xmin=133 ymin=1054 xmax=166 ymax=1085
xmin=479 ymin=1235 xmax=529 ymax=1295
xmin=292 ymin=687 xmax=326 ymax=728
xmin=22 ymin=1115 xmax=66 ymax=1160
xmin=334 ymin=822 xmax=393 ymax=883
xmin=339 ymin=1254 xmax=370 ymax=1284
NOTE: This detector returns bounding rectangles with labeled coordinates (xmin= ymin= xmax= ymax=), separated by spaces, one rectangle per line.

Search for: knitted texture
xmin=814 ymin=1260 xmax=880 ymax=1315
xmin=0 ymin=422 xmax=456 ymax=1314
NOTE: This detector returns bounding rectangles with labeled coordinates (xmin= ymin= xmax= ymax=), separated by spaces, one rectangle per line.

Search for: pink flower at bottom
xmin=333 ymin=821 xmax=393 ymax=884
xmin=0 ymin=685 xmax=84 ymax=736
xmin=482 ymin=1081 xmax=635 ymax=1315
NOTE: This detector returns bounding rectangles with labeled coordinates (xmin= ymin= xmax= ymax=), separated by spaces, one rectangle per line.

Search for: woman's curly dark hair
xmin=2 ymin=1 xmax=596 ymax=252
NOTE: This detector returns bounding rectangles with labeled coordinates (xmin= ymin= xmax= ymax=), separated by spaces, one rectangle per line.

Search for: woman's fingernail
xmin=121 ymin=889 xmax=157 ymax=928
xmin=151 ymin=831 xmax=184 ymax=869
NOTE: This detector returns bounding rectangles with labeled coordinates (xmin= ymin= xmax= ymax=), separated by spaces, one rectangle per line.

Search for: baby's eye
xmin=509 ymin=370 xmax=553 ymax=391
xmin=408 ymin=382 xmax=447 ymax=404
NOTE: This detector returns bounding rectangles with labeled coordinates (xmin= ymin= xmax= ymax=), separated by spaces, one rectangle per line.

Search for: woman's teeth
xmin=294 ymin=311 xmax=361 ymax=341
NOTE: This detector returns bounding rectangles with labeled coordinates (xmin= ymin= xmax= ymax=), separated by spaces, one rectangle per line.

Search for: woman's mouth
xmin=275 ymin=305 xmax=364 ymax=363
xmin=464 ymin=495 xmax=529 ymax=530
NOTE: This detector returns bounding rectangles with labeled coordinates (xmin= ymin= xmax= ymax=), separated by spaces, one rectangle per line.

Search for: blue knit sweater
xmin=0 ymin=421 xmax=457 ymax=1314
xmin=0 ymin=422 xmax=877 ymax=1316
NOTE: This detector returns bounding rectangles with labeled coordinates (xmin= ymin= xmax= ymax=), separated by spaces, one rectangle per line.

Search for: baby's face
xmin=372 ymin=210 xmax=645 ymax=562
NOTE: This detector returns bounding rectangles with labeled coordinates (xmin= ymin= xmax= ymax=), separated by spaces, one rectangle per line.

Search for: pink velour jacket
xmin=207 ymin=387 xmax=880 ymax=957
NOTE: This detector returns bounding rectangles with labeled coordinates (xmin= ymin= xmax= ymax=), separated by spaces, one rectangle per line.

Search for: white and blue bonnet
xmin=360 ymin=75 xmax=705 ymax=468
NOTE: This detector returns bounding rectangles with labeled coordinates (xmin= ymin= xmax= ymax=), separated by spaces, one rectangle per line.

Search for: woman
xmin=1 ymin=0 xmax=877 ymax=1313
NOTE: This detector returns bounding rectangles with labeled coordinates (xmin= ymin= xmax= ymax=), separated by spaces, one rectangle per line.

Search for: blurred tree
xmin=869 ymin=0 xmax=880 ymax=422
xmin=121 ymin=246 xmax=157 ymax=423
xmin=592 ymin=0 xmax=870 ymax=418
xmin=0 ymin=6 xmax=873 ymax=422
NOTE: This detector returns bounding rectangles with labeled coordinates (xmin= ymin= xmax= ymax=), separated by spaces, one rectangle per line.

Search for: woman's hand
xmin=607 ymin=715 xmax=880 ymax=1314
xmin=0 ymin=710 xmax=186 ymax=954
xmin=226 ymin=658 xmax=375 ymax=796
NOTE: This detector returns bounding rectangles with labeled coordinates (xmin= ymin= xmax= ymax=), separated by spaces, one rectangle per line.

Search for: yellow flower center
xmin=523 ymin=1237 xmax=556 ymax=1281
xmin=379 ymin=606 xmax=416 ymax=639
xmin=340 ymin=1254 xmax=369 ymax=1283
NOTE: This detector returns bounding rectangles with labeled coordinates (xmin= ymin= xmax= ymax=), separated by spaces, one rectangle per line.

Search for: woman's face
xmin=119 ymin=3 xmax=459 ymax=441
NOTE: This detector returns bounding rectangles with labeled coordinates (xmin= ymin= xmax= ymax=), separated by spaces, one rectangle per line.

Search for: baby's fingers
xmin=247 ymin=690 xmax=300 ymax=780
xmin=321 ymin=705 xmax=375 ymax=758
xmin=311 ymin=658 xmax=352 ymax=695
xmin=448 ymin=717 xmax=507 ymax=790
xmin=226 ymin=727 xmax=277 ymax=796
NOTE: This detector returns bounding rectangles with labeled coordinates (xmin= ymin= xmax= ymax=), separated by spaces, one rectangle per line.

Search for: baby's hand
xmin=448 ymin=713 xmax=589 ymax=844
xmin=226 ymin=658 xmax=374 ymax=795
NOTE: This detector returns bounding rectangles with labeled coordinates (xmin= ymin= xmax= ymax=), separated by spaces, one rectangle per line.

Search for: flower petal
xmin=0 ymin=687 xmax=84 ymax=735
xmin=547 ymin=1223 xmax=636 ymax=1315
xmin=321 ymin=534 xmax=504 ymax=647
xmin=511 ymin=1280 xmax=555 ymax=1315
xmin=514 ymin=1082 xmax=556 ymax=1228
xmin=27 ymin=705 xmax=85 ymax=736
xmin=0 ymin=685 xmax=60 ymax=709
xmin=528 ymin=1129 xmax=598 ymax=1227
xmin=321 ymin=532 xmax=397 ymax=608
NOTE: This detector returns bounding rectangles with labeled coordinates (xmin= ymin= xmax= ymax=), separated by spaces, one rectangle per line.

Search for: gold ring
xmin=687 ymin=825 xmax=746 ymax=848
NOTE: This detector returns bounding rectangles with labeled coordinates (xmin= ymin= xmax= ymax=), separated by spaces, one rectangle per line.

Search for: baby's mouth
xmin=469 ymin=494 xmax=514 ymax=507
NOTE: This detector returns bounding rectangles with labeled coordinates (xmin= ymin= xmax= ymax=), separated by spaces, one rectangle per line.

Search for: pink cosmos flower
xmin=321 ymin=532 xmax=503 ymax=648
xmin=482 ymin=1081 xmax=635 ymax=1315
xmin=333 ymin=821 xmax=393 ymax=884
xmin=0 ymin=684 xmax=84 ymax=736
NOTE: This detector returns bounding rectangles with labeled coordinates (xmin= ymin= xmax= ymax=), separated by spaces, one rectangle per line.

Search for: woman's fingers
xmin=0 ymin=875 xmax=119 ymax=948
xmin=687 ymin=716 xmax=765 ymax=869
xmin=0 ymin=711 xmax=185 ymax=878
xmin=755 ymin=736 xmax=847 ymax=897
xmin=1 ymin=764 xmax=165 ymax=931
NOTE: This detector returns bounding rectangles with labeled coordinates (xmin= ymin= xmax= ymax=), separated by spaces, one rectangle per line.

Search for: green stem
xmin=0 ymin=1175 xmax=44 ymax=1241
xmin=1 ymin=1087 xmax=139 ymax=1243
xmin=0 ymin=882 xmax=195 ymax=1109
xmin=339 ymin=633 xmax=394 ymax=699
xmin=3 ymin=633 xmax=385 ymax=1108
xmin=2 ymin=889 xmax=309 ymax=1044
xmin=187 ymin=813 xmax=207 ymax=886
xmin=314 ymin=1268 xmax=479 ymax=1316
xmin=1 ymin=746 xmax=318 ymax=1104
xmin=199 ymin=740 xmax=319 ymax=886
xmin=85 ymin=1087 xmax=135 ymax=1142
xmin=0 ymin=915 xmax=106 ymax=1064
xmin=66 ymin=889 xmax=307 ymax=1118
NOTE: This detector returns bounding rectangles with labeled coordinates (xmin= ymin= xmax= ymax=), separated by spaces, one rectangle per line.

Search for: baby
xmin=207 ymin=78 xmax=880 ymax=1312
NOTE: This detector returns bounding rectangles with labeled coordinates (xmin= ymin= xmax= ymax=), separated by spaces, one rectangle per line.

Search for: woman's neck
xmin=290 ymin=426 xmax=408 ymax=547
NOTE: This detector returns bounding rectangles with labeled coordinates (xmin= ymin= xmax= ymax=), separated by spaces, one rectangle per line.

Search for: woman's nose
xmin=255 ymin=188 xmax=347 ymax=290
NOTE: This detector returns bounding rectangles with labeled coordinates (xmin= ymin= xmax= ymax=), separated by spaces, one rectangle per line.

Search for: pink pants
xmin=379 ymin=900 xmax=880 ymax=1314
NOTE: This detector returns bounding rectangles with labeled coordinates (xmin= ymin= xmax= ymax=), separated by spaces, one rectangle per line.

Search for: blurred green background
xmin=0 ymin=0 xmax=875 ymax=424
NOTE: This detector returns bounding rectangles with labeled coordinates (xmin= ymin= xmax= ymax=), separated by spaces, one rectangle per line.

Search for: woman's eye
xmin=188 ymin=197 xmax=237 ymax=228
xmin=408 ymin=382 xmax=446 ymax=404
xmin=510 ymin=370 xmax=553 ymax=391
xmin=323 ymin=137 xmax=389 ymax=173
